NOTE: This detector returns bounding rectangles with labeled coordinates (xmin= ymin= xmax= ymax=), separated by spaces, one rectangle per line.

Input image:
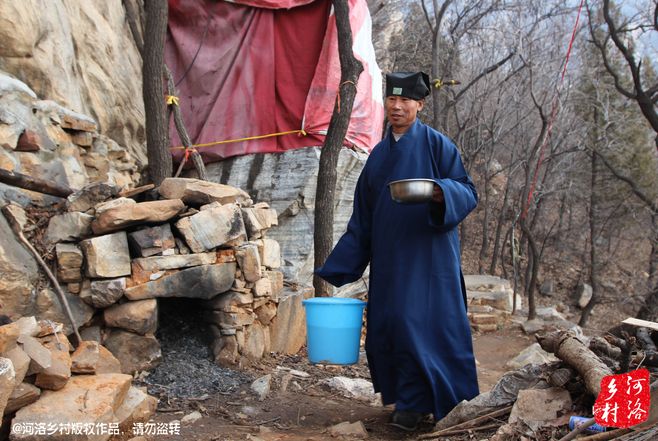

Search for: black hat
xmin=385 ymin=72 xmax=431 ymax=100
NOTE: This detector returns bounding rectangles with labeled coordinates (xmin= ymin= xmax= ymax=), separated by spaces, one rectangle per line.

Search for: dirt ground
xmin=127 ymin=325 xmax=533 ymax=441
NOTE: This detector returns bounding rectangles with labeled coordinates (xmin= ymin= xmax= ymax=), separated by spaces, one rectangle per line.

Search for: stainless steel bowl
xmin=388 ymin=178 xmax=435 ymax=204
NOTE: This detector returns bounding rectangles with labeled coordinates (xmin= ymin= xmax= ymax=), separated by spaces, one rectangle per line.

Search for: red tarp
xmin=166 ymin=0 xmax=383 ymax=164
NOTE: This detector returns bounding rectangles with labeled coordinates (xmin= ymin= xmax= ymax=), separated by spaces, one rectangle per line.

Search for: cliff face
xmin=0 ymin=0 xmax=146 ymax=167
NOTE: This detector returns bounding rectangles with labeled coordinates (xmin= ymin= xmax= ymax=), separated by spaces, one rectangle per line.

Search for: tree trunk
xmin=637 ymin=212 xmax=658 ymax=321
xmin=143 ymin=0 xmax=171 ymax=186
xmin=520 ymin=220 xmax=538 ymax=319
xmin=580 ymin=150 xmax=603 ymax=326
xmin=313 ymin=0 xmax=363 ymax=297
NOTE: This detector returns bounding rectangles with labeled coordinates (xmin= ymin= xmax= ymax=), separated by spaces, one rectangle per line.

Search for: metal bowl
xmin=388 ymin=178 xmax=435 ymax=204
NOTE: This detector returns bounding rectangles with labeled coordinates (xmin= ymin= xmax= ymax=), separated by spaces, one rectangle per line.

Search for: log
xmin=590 ymin=336 xmax=622 ymax=359
xmin=536 ymin=331 xmax=612 ymax=396
xmin=0 ymin=168 xmax=74 ymax=198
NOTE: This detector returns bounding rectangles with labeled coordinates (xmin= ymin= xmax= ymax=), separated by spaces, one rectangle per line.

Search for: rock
xmin=180 ymin=410 xmax=203 ymax=425
xmin=235 ymin=243 xmax=262 ymax=282
xmin=34 ymin=288 xmax=94 ymax=336
xmin=11 ymin=373 xmax=133 ymax=440
xmin=125 ymin=263 xmax=235 ymax=301
xmin=80 ymin=231 xmax=131 ymax=278
xmin=464 ymin=275 xmax=511 ymax=291
xmin=322 ymin=377 xmax=378 ymax=404
xmin=255 ymin=302 xmax=277 ymax=326
xmin=71 ymin=341 xmax=122 ymax=375
xmin=3 ymin=382 xmax=40 ymax=415
xmin=82 ymin=278 xmax=126 ymax=308
xmin=34 ymin=338 xmax=71 ymax=391
xmin=175 ymin=203 xmax=247 ymax=252
xmin=505 ymin=343 xmax=559 ymax=370
xmin=242 ymin=322 xmax=267 ymax=359
xmin=103 ymin=299 xmax=157 ymax=335
xmin=132 ymin=252 xmax=216 ymax=272
xmin=103 ymin=329 xmax=161 ymax=374
xmin=55 ymin=243 xmax=83 ymax=283
xmin=0 ymin=357 xmax=16 ymax=416
xmin=253 ymin=277 xmax=272 ymax=298
xmin=128 ymin=224 xmax=176 ymax=257
xmin=257 ymin=238 xmax=281 ymax=269
xmin=467 ymin=289 xmax=522 ymax=312
xmin=212 ymin=335 xmax=239 ymax=366
xmin=328 ymin=421 xmax=369 ymax=438
xmin=79 ymin=326 xmax=102 ymax=343
xmin=4 ymin=346 xmax=30 ymax=386
xmin=114 ymin=386 xmax=158 ymax=432
xmin=577 ymin=283 xmax=593 ymax=309
xmin=206 ymin=310 xmax=256 ymax=329
xmin=269 ymin=287 xmax=313 ymax=354
xmin=18 ymin=335 xmax=51 ymax=374
xmin=0 ymin=322 xmax=20 ymax=353
xmin=15 ymin=317 xmax=39 ymax=339
xmin=539 ymin=279 xmax=554 ymax=297
xmin=0 ymin=211 xmax=39 ymax=318
xmin=91 ymin=199 xmax=185 ymax=234
xmin=508 ymin=387 xmax=572 ymax=431
xmin=94 ymin=197 xmax=136 ymax=215
xmin=250 ymin=374 xmax=271 ymax=401
xmin=16 ymin=129 xmax=52 ymax=152
xmin=66 ymin=182 xmax=120 ymax=213
xmin=265 ymin=271 xmax=284 ymax=299
xmin=1 ymin=203 xmax=27 ymax=231
xmin=204 ymin=290 xmax=254 ymax=312
xmin=158 ymin=177 xmax=251 ymax=206
xmin=45 ymin=212 xmax=94 ymax=244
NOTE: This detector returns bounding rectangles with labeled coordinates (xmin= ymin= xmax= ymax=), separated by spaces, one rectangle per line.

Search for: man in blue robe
xmin=315 ymin=72 xmax=479 ymax=431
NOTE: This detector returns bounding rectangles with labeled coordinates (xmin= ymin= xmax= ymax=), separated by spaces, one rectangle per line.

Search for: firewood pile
xmin=419 ymin=322 xmax=658 ymax=441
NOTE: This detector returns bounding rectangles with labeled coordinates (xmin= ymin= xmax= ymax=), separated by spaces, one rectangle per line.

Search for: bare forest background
xmin=365 ymin=0 xmax=658 ymax=328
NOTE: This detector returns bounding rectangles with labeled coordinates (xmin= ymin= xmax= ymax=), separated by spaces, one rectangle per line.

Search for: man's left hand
xmin=432 ymin=184 xmax=444 ymax=203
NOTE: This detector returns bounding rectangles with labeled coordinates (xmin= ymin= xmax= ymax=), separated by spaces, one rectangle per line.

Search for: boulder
xmin=71 ymin=341 xmax=121 ymax=375
xmin=127 ymin=224 xmax=176 ymax=257
xmin=132 ymin=252 xmax=216 ymax=272
xmin=235 ymin=243 xmax=261 ymax=282
xmin=66 ymin=182 xmax=120 ymax=213
xmin=0 ymin=357 xmax=15 ymax=417
xmin=3 ymin=382 xmax=40 ymax=416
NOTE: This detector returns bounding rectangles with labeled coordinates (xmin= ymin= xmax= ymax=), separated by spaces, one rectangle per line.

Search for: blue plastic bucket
xmin=302 ymin=297 xmax=366 ymax=365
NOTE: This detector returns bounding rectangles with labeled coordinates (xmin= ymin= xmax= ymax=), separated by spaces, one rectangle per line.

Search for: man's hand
xmin=432 ymin=184 xmax=444 ymax=203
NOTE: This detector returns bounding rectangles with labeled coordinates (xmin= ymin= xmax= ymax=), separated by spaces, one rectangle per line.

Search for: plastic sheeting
xmin=166 ymin=0 xmax=383 ymax=164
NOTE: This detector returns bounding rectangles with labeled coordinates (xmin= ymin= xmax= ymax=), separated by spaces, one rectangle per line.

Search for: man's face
xmin=385 ymin=95 xmax=424 ymax=134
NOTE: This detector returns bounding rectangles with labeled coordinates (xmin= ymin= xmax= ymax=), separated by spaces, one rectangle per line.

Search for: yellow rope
xmin=170 ymin=129 xmax=308 ymax=151
xmin=166 ymin=95 xmax=180 ymax=106
xmin=433 ymin=79 xmax=461 ymax=89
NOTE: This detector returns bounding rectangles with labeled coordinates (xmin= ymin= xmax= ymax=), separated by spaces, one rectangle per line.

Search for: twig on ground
xmin=418 ymin=406 xmax=513 ymax=440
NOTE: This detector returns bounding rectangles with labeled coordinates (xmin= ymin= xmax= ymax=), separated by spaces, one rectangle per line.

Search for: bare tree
xmin=587 ymin=0 xmax=658 ymax=320
xmin=313 ymin=0 xmax=364 ymax=297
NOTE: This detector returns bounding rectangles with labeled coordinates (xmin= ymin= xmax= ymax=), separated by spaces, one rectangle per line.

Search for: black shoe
xmin=388 ymin=410 xmax=425 ymax=432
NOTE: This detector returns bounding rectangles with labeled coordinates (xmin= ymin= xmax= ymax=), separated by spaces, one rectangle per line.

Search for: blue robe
xmin=315 ymin=119 xmax=479 ymax=419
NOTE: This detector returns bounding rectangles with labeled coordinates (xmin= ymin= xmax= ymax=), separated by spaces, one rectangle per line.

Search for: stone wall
xmin=2 ymin=177 xmax=310 ymax=376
